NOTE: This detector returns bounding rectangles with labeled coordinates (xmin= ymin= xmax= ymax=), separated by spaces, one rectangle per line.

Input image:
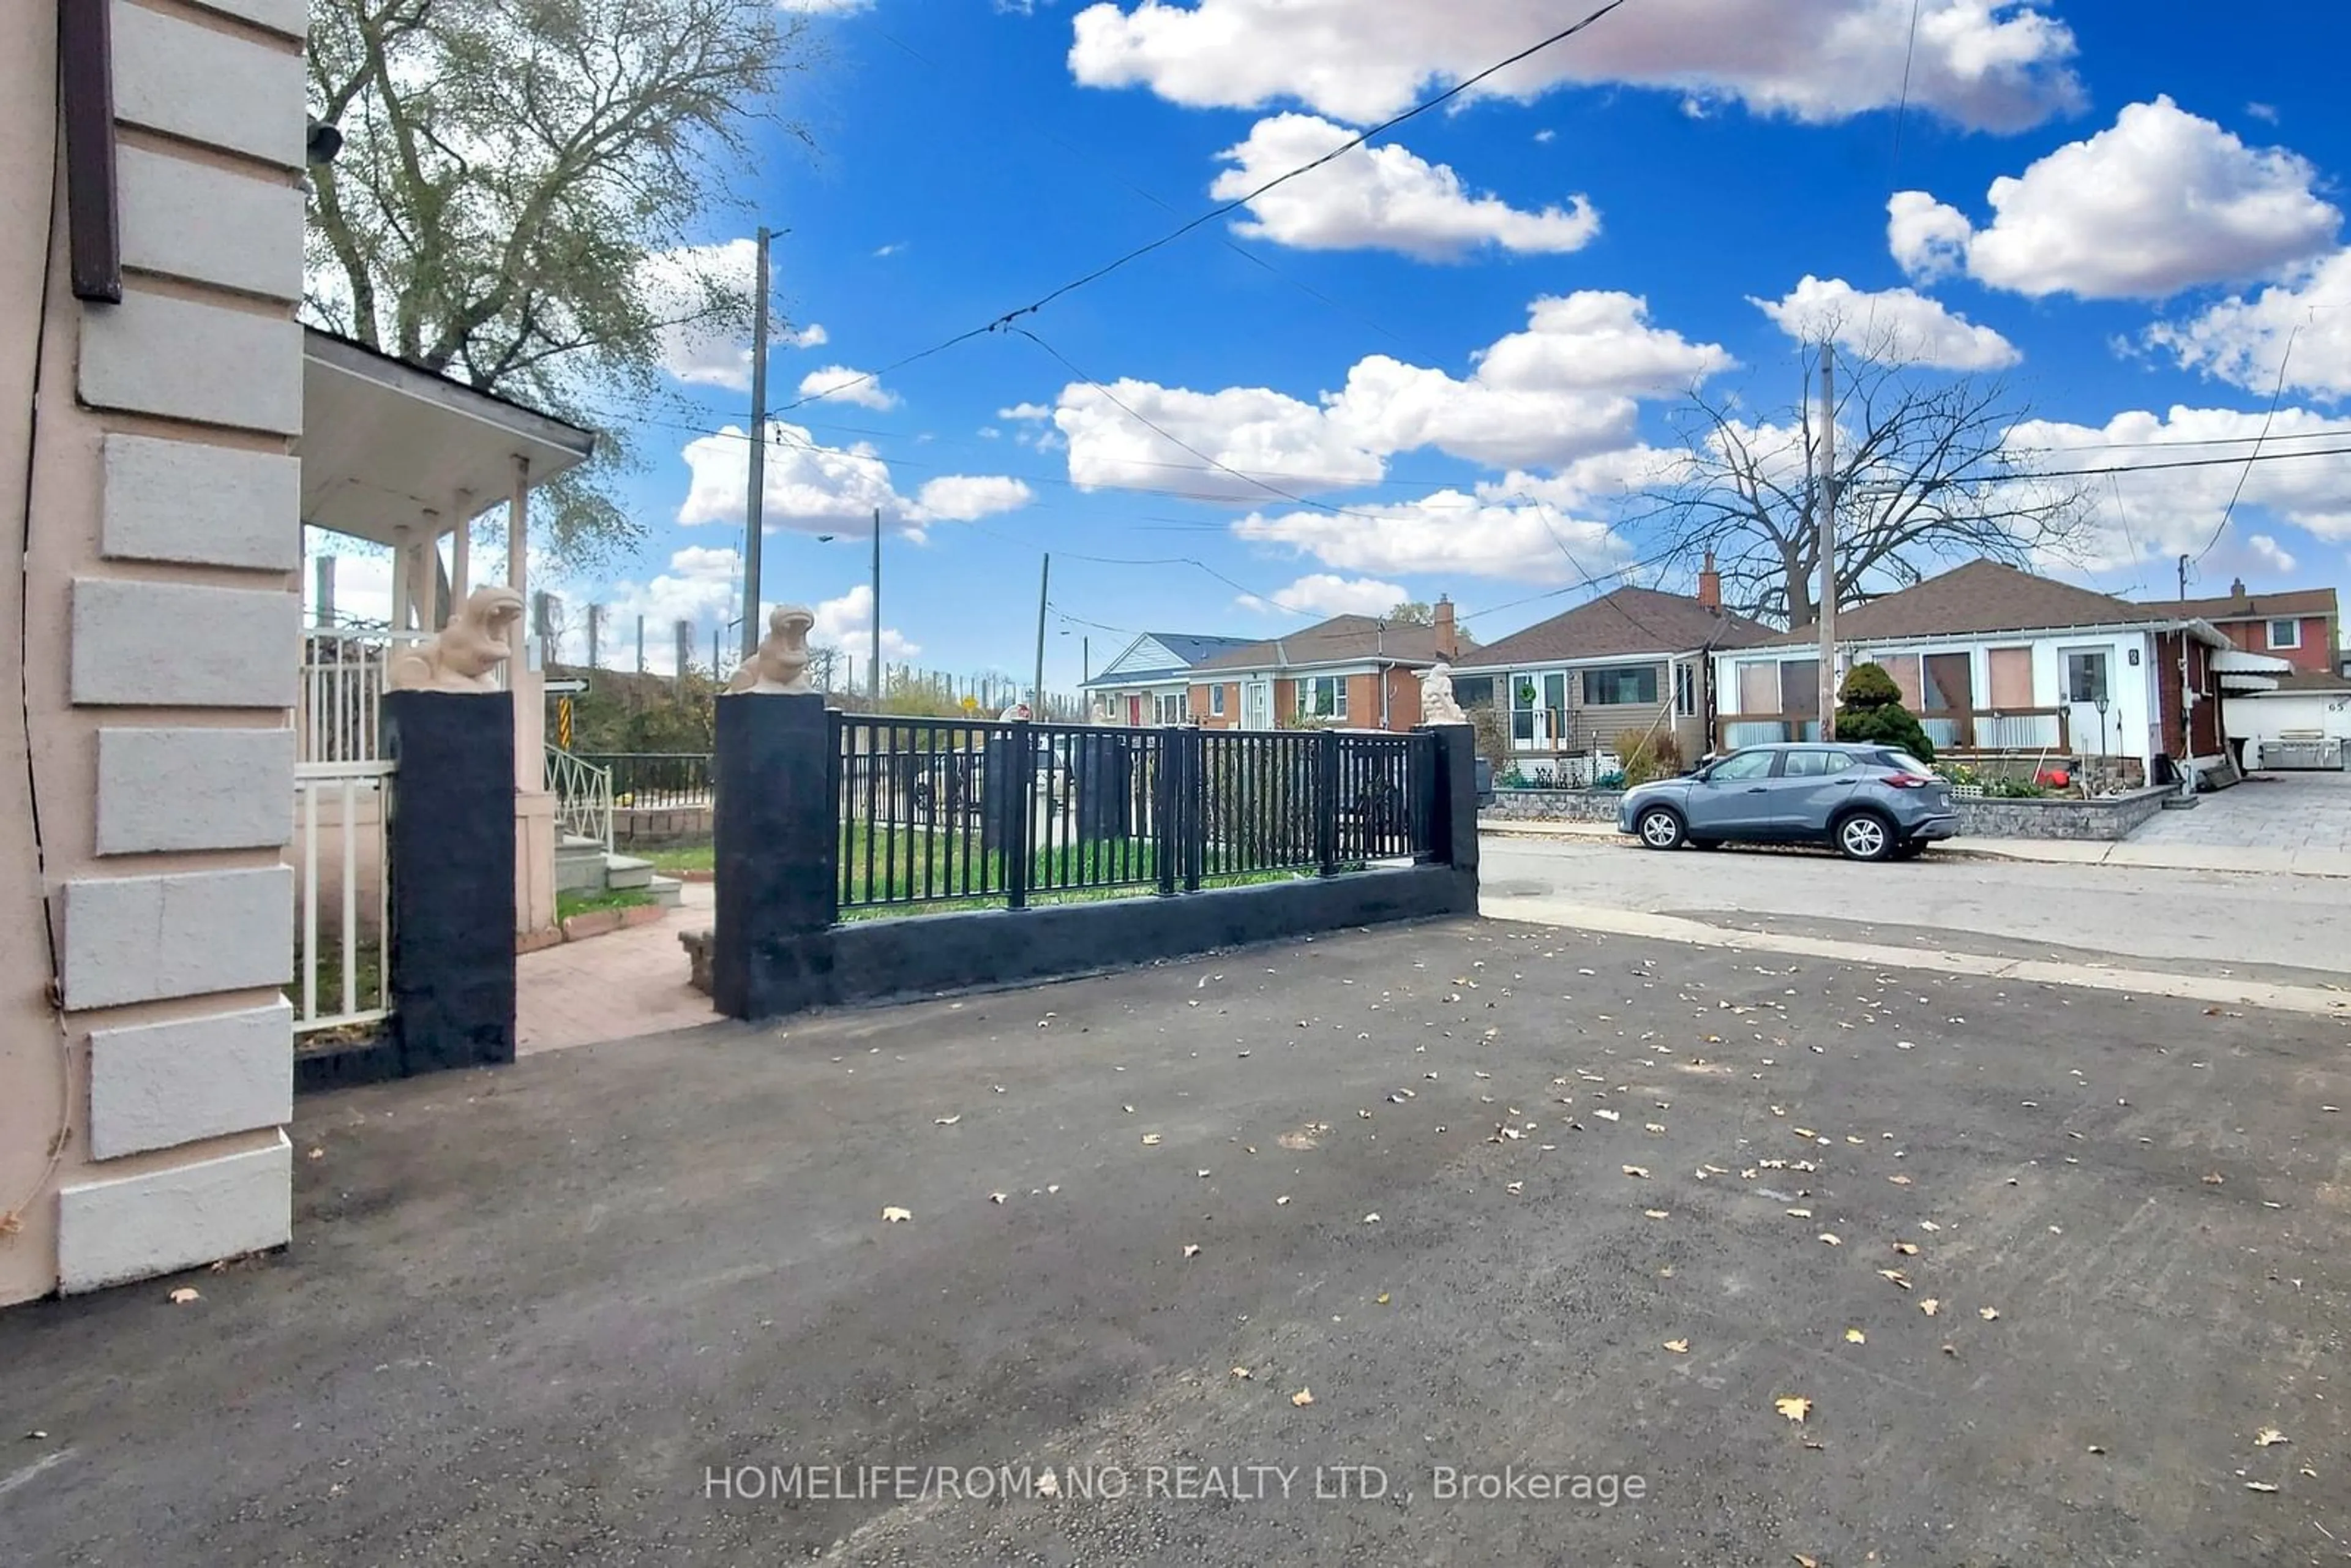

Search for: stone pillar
xmin=2 ymin=0 xmax=309 ymax=1303
xmin=1422 ymin=723 xmax=1479 ymax=879
xmin=711 ymin=694 xmax=837 ymax=1020
xmin=381 ymin=691 xmax=518 ymax=1075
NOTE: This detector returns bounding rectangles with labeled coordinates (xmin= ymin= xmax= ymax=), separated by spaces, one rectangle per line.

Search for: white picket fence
xmin=293 ymin=760 xmax=395 ymax=1033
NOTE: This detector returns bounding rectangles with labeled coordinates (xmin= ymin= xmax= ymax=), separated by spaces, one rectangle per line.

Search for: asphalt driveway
xmin=3 ymin=918 xmax=2346 ymax=1566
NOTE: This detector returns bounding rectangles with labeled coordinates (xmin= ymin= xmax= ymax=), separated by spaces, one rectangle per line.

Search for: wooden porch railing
xmin=1714 ymin=708 xmax=2071 ymax=753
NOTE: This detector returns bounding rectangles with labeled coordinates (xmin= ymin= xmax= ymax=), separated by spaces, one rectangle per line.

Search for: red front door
xmin=1127 ymin=696 xmax=1142 ymax=726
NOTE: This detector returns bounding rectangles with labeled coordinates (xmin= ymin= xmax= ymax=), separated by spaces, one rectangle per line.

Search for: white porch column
xmin=449 ymin=490 xmax=472 ymax=613
xmin=390 ymin=524 xmax=413 ymax=631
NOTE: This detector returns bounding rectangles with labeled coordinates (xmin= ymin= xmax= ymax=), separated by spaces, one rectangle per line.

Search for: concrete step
xmin=647 ymin=874 xmax=684 ymax=910
xmin=555 ymin=855 xmax=609 ymax=893
xmin=604 ymin=854 xmax=655 ymax=891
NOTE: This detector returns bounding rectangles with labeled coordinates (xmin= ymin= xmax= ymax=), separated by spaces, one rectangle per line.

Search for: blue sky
xmin=523 ymin=0 xmax=2351 ymax=686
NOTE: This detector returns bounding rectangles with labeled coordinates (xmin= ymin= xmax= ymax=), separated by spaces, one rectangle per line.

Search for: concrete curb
xmin=1477 ymin=817 xmax=2351 ymax=879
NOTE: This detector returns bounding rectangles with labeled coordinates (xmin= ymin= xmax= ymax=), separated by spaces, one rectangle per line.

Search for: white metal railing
xmin=301 ymin=623 xmax=429 ymax=765
xmin=545 ymin=744 xmax=614 ymax=850
xmin=293 ymin=760 xmax=396 ymax=1034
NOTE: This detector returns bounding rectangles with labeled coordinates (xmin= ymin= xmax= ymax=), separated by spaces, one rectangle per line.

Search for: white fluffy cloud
xmin=2148 ymin=249 xmax=2351 ymax=400
xmin=797 ymin=366 xmax=900 ymax=410
xmin=810 ymin=583 xmax=920 ymax=662
xmin=677 ymin=421 xmax=1035 ymax=538
xmin=2247 ymin=533 xmax=2299 ymax=574
xmin=1889 ymin=97 xmax=2341 ymax=300
xmin=2008 ymin=404 xmax=2351 ymax=562
xmin=1752 ymin=276 xmax=2020 ymax=370
xmin=1070 ymin=0 xmax=2080 ymax=130
xmin=1234 ymin=489 xmax=1630 ymax=583
xmin=1057 ymin=381 xmax=1389 ymax=501
xmin=1056 ymin=291 xmax=1730 ymax=497
xmin=1239 ymin=573 xmax=1413 ymax=617
xmin=914 ymin=475 xmax=1037 ymax=520
xmin=787 ymin=322 xmax=828 ymax=349
xmin=1210 ymin=113 xmax=1599 ymax=259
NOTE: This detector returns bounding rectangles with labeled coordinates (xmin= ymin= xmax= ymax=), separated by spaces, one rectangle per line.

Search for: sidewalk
xmin=515 ymin=881 xmax=717 ymax=1055
xmin=1480 ymin=816 xmax=2351 ymax=878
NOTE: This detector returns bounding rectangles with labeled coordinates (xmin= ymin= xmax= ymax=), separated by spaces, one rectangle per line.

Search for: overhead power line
xmin=765 ymin=0 xmax=1638 ymax=416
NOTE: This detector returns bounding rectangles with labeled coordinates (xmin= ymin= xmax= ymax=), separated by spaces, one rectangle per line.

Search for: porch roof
xmin=2214 ymin=646 xmax=2297 ymax=693
xmin=296 ymin=328 xmax=595 ymax=546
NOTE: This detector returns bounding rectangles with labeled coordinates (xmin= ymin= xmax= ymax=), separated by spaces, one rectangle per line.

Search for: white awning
xmin=295 ymin=328 xmax=594 ymax=547
xmin=2213 ymin=646 xmax=2293 ymax=693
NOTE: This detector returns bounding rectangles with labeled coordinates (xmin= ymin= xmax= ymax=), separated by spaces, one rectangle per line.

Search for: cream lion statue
xmin=1419 ymin=661 xmax=1469 ymax=726
xmin=385 ymin=585 xmax=525 ymax=693
xmin=726 ymin=604 xmax=818 ymax=694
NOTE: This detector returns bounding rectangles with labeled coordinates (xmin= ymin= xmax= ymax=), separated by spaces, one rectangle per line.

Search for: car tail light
xmin=1884 ymin=773 xmax=1936 ymax=789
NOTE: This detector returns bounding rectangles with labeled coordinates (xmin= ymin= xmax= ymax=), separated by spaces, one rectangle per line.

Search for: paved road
xmin=1482 ymin=833 xmax=2349 ymax=988
xmin=3 ymin=920 xmax=2346 ymax=1565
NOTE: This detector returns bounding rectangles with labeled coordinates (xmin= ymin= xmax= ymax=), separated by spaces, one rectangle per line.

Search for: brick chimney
xmin=1697 ymin=551 xmax=1722 ymax=612
xmin=1433 ymin=595 xmax=1458 ymax=659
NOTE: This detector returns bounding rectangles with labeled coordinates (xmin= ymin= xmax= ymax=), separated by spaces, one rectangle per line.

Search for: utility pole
xmin=1033 ymin=553 xmax=1051 ymax=711
xmin=711 ymin=624 xmax=722 ymax=681
xmin=636 ymin=613 xmax=646 ymax=673
xmin=741 ymin=225 xmax=771 ymax=659
xmin=673 ymin=618 xmax=691 ymax=694
xmin=585 ymin=602 xmax=602 ymax=670
xmin=2177 ymin=552 xmax=2195 ymax=797
xmin=1816 ymin=342 xmax=1838 ymax=741
xmin=869 ymin=506 xmax=882 ymax=705
xmin=314 ymin=555 xmax=337 ymax=627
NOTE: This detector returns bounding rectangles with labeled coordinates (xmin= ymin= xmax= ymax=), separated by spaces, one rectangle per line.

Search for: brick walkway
xmin=2128 ymin=767 xmax=2351 ymax=854
xmin=516 ymin=882 xmax=716 ymax=1056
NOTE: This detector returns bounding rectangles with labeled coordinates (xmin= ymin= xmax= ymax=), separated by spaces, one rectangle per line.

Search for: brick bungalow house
xmin=1081 ymin=632 xmax=1256 ymax=727
xmin=1714 ymin=561 xmax=2257 ymax=789
xmin=1188 ymin=600 xmax=1473 ymax=732
xmin=2143 ymin=580 xmax=2339 ymax=674
xmin=1449 ymin=565 xmax=1771 ymax=775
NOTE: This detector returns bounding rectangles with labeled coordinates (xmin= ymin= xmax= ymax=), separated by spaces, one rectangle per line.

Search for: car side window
xmin=1711 ymin=751 xmax=1775 ymax=782
xmin=1783 ymin=751 xmax=1825 ymax=778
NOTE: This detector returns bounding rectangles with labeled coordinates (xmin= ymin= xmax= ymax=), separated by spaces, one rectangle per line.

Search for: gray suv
xmin=1616 ymin=743 xmax=1959 ymax=861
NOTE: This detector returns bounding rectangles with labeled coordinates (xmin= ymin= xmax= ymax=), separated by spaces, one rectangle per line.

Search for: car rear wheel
xmin=1637 ymin=806 xmax=1686 ymax=850
xmin=1835 ymin=811 xmax=1895 ymax=862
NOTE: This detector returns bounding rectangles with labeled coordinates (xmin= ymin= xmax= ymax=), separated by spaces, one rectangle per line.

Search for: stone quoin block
xmin=88 ymin=999 xmax=294 ymax=1160
xmin=110 ymin=0 xmax=307 ymax=167
xmin=56 ymin=1133 xmax=292 ymax=1293
xmin=71 ymin=577 xmax=300 ymax=708
xmin=59 ymin=865 xmax=293 ymax=1011
xmin=117 ymin=147 xmax=307 ymax=304
xmin=78 ymin=291 xmax=303 ymax=436
xmin=96 ymin=727 xmax=296 ymax=853
xmin=179 ymin=0 xmax=310 ymax=42
xmin=102 ymin=433 xmax=302 ymax=571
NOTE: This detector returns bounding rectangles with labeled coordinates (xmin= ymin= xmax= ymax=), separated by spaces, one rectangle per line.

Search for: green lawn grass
xmin=557 ymin=886 xmax=654 ymax=921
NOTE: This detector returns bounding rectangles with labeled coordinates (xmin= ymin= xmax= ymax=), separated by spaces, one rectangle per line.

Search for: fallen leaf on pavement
xmin=2245 ymin=1481 xmax=2278 ymax=1493
xmin=1595 ymin=1109 xmax=1621 ymax=1123
xmin=1198 ymin=1169 xmax=1213 ymax=1179
xmin=1291 ymin=1388 xmax=1314 ymax=1408
xmin=934 ymin=1115 xmax=961 ymax=1126
xmin=2256 ymin=1428 xmax=2289 ymax=1447
xmin=1818 ymin=1234 xmax=1842 ymax=1247
xmin=167 ymin=1288 xmax=200 ymax=1305
xmin=1787 ymin=1207 xmax=1813 ymax=1218
xmin=1878 ymin=1269 xmax=1912 ymax=1290
xmin=1921 ymin=1298 xmax=1940 ymax=1316
xmin=1376 ymin=1292 xmax=1390 ymax=1305
xmin=1844 ymin=1328 xmax=1865 ymax=1344
xmin=989 ymin=1191 xmax=1007 ymax=1204
xmin=1231 ymin=1367 xmax=1252 ymax=1379
xmin=1888 ymin=1174 xmax=1912 ymax=1186
xmin=1505 ymin=1182 xmax=1524 ymax=1195
xmin=881 ymin=1207 xmax=912 ymax=1223
xmin=1183 ymin=1244 xmax=1201 ymax=1258
xmin=1978 ymin=1306 xmax=2000 ymax=1321
xmin=1774 ymin=1395 xmax=1810 ymax=1424
xmin=1622 ymin=1165 xmax=1651 ymax=1179
xmin=1794 ymin=1556 xmax=1820 ymax=1567
xmin=1919 ymin=1221 xmax=1941 ymax=1233
xmin=1892 ymin=1241 xmax=1919 ymax=1256
xmin=1276 ymin=1195 xmax=1291 ymax=1206
xmin=1141 ymin=1134 xmax=1162 ymax=1146
xmin=2202 ymin=1172 xmax=2225 ymax=1185
xmin=1644 ymin=1209 xmax=1671 ymax=1220
xmin=1362 ymin=1212 xmax=1381 ymax=1223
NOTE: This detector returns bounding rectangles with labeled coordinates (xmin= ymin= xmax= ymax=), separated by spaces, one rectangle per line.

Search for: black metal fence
xmin=831 ymin=716 xmax=1437 ymax=915
xmin=580 ymin=752 xmax=714 ymax=811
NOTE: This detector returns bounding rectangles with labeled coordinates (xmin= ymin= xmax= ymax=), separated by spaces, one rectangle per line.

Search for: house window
xmin=1209 ymin=684 xmax=1226 ymax=716
xmin=1582 ymin=666 xmax=1659 ymax=706
xmin=2268 ymin=618 xmax=2303 ymax=651
xmin=1298 ymin=675 xmax=1348 ymax=721
xmin=1452 ymin=675 xmax=1494 ymax=710
xmin=1155 ymin=692 xmax=1187 ymax=726
xmin=1673 ymin=664 xmax=1696 ymax=717
xmin=2063 ymin=650 xmax=2110 ymax=704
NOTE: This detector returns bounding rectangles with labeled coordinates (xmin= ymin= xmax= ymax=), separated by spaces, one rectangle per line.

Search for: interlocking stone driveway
xmin=2129 ymin=768 xmax=2351 ymax=855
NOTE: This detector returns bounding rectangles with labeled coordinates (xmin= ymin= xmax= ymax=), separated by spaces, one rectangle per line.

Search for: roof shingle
xmin=1461 ymin=587 xmax=1772 ymax=668
xmin=1193 ymin=614 xmax=1477 ymax=673
xmin=1757 ymin=561 xmax=2171 ymax=647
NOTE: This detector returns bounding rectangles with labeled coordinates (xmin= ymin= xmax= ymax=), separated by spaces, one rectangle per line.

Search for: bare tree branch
xmin=1644 ymin=347 xmax=2096 ymax=627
